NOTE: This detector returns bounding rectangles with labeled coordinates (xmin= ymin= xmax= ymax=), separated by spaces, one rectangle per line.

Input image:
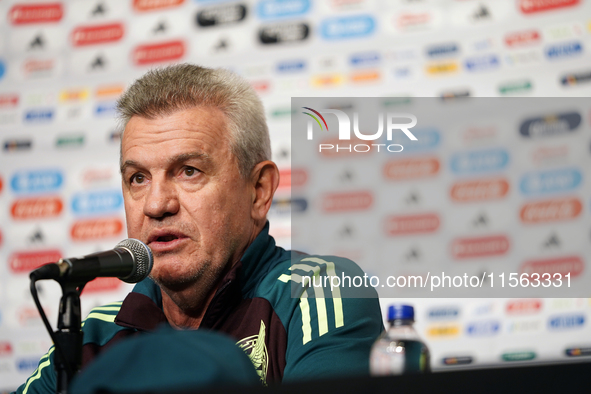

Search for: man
xmin=15 ymin=64 xmax=383 ymax=393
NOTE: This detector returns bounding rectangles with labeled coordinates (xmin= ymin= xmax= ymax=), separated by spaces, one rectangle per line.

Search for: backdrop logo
xmin=519 ymin=0 xmax=579 ymax=14
xmin=9 ymin=250 xmax=62 ymax=273
xmin=321 ymin=15 xmax=375 ymax=40
xmin=9 ymin=3 xmax=63 ymax=24
xmin=11 ymin=197 xmax=63 ymax=220
xmin=11 ymin=169 xmax=63 ymax=194
xmin=302 ymin=107 xmax=417 ymax=153
xmin=451 ymin=235 xmax=510 ymax=259
xmin=257 ymin=0 xmax=309 ymax=19
xmin=450 ymin=148 xmax=509 ymax=174
xmin=428 ymin=307 xmax=460 ymax=320
xmin=71 ymin=23 xmax=125 ymax=46
xmin=71 ymin=190 xmax=123 ymax=215
xmin=519 ymin=112 xmax=581 ymax=137
xmin=383 ymin=157 xmax=440 ymax=180
xmin=384 ymin=213 xmax=440 ymax=236
xmin=197 ymin=3 xmax=247 ymax=27
xmin=466 ymin=320 xmax=500 ymax=336
xmin=507 ymin=299 xmax=542 ymax=314
xmin=520 ymin=256 xmax=584 ymax=278
xmin=71 ymin=217 xmax=124 ymax=241
xmin=519 ymin=168 xmax=581 ymax=195
xmin=549 ymin=314 xmax=585 ymax=330
xmin=133 ymin=40 xmax=185 ymax=65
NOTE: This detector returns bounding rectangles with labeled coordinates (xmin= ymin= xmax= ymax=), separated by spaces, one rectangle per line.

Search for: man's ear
xmin=250 ymin=160 xmax=280 ymax=221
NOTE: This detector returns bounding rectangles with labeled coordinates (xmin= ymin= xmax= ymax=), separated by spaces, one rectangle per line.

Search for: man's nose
xmin=143 ymin=178 xmax=180 ymax=219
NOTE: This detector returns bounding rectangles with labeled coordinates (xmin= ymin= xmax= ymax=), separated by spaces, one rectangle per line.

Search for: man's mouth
xmin=148 ymin=231 xmax=187 ymax=245
xmin=155 ymin=235 xmax=178 ymax=242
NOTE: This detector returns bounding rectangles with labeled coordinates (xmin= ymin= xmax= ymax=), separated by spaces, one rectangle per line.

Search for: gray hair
xmin=116 ymin=63 xmax=271 ymax=177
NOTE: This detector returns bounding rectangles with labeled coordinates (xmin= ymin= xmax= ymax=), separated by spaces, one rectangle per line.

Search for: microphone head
xmin=115 ymin=238 xmax=154 ymax=283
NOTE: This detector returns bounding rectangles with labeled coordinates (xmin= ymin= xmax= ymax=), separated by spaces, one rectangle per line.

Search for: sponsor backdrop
xmin=0 ymin=0 xmax=590 ymax=390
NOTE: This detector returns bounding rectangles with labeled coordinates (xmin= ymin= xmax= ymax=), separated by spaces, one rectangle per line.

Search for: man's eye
xmin=184 ymin=167 xmax=197 ymax=176
xmin=131 ymin=174 xmax=145 ymax=184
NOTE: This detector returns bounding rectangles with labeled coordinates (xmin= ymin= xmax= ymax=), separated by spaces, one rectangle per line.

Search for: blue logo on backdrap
xmin=276 ymin=59 xmax=306 ymax=73
xmin=257 ymin=0 xmax=310 ymax=19
xmin=71 ymin=190 xmax=123 ymax=214
xmin=0 ymin=60 xmax=6 ymax=80
xmin=520 ymin=168 xmax=582 ymax=195
xmin=466 ymin=320 xmax=500 ymax=336
xmin=11 ymin=169 xmax=63 ymax=193
xmin=546 ymin=41 xmax=582 ymax=59
xmin=465 ymin=54 xmax=499 ymax=72
xmin=549 ymin=314 xmax=585 ymax=330
xmin=321 ymin=15 xmax=375 ymax=40
xmin=24 ymin=109 xmax=54 ymax=123
xmin=450 ymin=148 xmax=509 ymax=174
xmin=95 ymin=101 xmax=117 ymax=117
xmin=428 ymin=307 xmax=460 ymax=320
xmin=17 ymin=357 xmax=40 ymax=372
xmin=350 ymin=51 xmax=381 ymax=67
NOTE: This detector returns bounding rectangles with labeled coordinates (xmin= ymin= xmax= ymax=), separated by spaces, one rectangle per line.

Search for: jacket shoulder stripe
xmin=22 ymin=346 xmax=54 ymax=394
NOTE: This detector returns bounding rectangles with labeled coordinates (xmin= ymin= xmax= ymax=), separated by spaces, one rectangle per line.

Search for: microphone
xmin=30 ymin=239 xmax=153 ymax=284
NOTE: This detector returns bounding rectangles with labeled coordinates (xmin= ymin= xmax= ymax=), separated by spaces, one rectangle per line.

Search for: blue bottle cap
xmin=388 ymin=304 xmax=414 ymax=321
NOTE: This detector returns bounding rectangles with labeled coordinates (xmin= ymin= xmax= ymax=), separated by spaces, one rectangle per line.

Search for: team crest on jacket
xmin=237 ymin=320 xmax=269 ymax=385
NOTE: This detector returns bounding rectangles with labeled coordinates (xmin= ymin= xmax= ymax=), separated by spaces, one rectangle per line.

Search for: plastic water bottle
xmin=370 ymin=304 xmax=431 ymax=375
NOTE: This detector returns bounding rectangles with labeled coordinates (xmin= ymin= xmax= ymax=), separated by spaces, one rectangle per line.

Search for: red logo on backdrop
xmin=505 ymin=30 xmax=541 ymax=47
xmin=133 ymin=0 xmax=185 ymax=12
xmin=397 ymin=12 xmax=431 ymax=29
xmin=322 ymin=191 xmax=373 ymax=213
xmin=11 ymin=197 xmax=63 ymax=220
xmin=383 ymin=157 xmax=440 ymax=180
xmin=385 ymin=213 xmax=440 ymax=236
xmin=451 ymin=178 xmax=509 ymax=202
xmin=451 ymin=235 xmax=510 ymax=259
xmin=0 ymin=94 xmax=19 ymax=108
xmin=0 ymin=176 xmax=3 ymax=194
xmin=23 ymin=59 xmax=55 ymax=75
xmin=133 ymin=40 xmax=185 ymax=65
xmin=71 ymin=218 xmax=124 ymax=241
xmin=507 ymin=299 xmax=542 ymax=314
xmin=532 ymin=145 xmax=568 ymax=164
xmin=0 ymin=341 xmax=13 ymax=356
xmin=9 ymin=3 xmax=63 ymax=24
xmin=519 ymin=0 xmax=579 ymax=14
xmin=72 ymin=23 xmax=125 ymax=46
xmin=82 ymin=168 xmax=114 ymax=185
xmin=520 ymin=197 xmax=582 ymax=224
xmin=521 ymin=256 xmax=584 ymax=277
xmin=9 ymin=250 xmax=62 ymax=273
xmin=278 ymin=168 xmax=308 ymax=189
xmin=251 ymin=80 xmax=270 ymax=94
xmin=82 ymin=277 xmax=122 ymax=293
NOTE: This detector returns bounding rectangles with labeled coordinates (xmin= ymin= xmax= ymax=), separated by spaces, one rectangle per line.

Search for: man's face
xmin=120 ymin=106 xmax=255 ymax=293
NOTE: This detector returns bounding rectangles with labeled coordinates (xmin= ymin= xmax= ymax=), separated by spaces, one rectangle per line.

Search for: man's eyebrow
xmin=120 ymin=152 xmax=211 ymax=174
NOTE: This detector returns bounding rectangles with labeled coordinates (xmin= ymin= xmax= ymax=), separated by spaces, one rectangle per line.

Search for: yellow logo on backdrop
xmin=427 ymin=324 xmax=460 ymax=338
xmin=426 ymin=62 xmax=459 ymax=75
xmin=312 ymin=74 xmax=344 ymax=87
xmin=59 ymin=88 xmax=89 ymax=102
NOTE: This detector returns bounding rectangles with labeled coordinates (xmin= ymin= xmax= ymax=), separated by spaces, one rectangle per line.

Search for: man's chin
xmin=149 ymin=273 xmax=198 ymax=293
